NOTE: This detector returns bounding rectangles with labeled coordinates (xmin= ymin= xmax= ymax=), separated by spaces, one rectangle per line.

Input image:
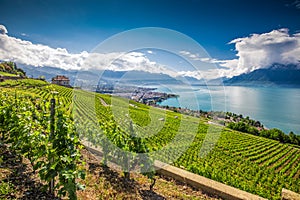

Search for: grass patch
xmin=0 ymin=71 xmax=18 ymax=77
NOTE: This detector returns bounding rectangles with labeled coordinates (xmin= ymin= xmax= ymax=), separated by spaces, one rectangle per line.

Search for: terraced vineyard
xmin=1 ymin=79 xmax=299 ymax=199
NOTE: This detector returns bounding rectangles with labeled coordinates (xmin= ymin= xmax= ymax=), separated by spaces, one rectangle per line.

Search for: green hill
xmin=0 ymin=79 xmax=299 ymax=199
xmin=0 ymin=61 xmax=26 ymax=77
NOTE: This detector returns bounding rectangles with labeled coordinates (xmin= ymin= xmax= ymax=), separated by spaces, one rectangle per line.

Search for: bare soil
xmin=0 ymin=143 xmax=221 ymax=200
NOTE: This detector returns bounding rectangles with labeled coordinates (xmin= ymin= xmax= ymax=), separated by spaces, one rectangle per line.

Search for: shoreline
xmin=96 ymin=84 xmax=299 ymax=140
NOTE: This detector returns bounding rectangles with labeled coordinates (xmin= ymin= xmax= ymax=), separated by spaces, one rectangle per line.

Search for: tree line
xmin=227 ymin=122 xmax=300 ymax=146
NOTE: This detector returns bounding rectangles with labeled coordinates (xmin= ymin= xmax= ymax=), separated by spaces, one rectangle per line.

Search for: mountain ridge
xmin=19 ymin=63 xmax=300 ymax=87
xmin=223 ymin=63 xmax=300 ymax=87
xmin=19 ymin=64 xmax=200 ymax=86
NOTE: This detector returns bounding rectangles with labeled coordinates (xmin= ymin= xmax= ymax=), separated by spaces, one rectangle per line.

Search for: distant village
xmin=96 ymin=84 xmax=178 ymax=105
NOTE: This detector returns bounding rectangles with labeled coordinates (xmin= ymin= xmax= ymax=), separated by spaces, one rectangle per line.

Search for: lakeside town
xmin=96 ymin=83 xmax=179 ymax=105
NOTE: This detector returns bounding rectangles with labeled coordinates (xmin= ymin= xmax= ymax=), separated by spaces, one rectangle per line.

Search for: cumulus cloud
xmin=0 ymin=33 xmax=89 ymax=70
xmin=221 ymin=28 xmax=300 ymax=77
xmin=84 ymin=51 xmax=178 ymax=77
xmin=181 ymin=29 xmax=300 ymax=78
xmin=0 ymin=25 xmax=90 ymax=70
xmin=2 ymin=24 xmax=299 ymax=80
xmin=0 ymin=25 xmax=8 ymax=35
xmin=114 ymin=52 xmax=178 ymax=76
xmin=0 ymin=25 xmax=177 ymax=77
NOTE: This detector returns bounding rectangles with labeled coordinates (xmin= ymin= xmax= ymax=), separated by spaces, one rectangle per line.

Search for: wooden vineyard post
xmin=49 ymin=98 xmax=55 ymax=194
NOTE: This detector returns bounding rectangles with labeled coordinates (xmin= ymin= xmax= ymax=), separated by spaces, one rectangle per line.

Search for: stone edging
xmin=282 ymin=188 xmax=300 ymax=200
xmin=154 ymin=160 xmax=267 ymax=200
xmin=83 ymin=142 xmax=269 ymax=200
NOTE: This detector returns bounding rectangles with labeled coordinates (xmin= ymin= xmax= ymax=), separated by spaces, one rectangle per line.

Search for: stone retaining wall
xmin=282 ymin=188 xmax=300 ymax=200
xmin=154 ymin=160 xmax=267 ymax=200
xmin=83 ymin=142 xmax=269 ymax=200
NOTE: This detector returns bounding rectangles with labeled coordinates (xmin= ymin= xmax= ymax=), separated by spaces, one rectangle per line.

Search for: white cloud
xmin=179 ymin=50 xmax=202 ymax=61
xmin=0 ymin=32 xmax=88 ymax=70
xmin=221 ymin=28 xmax=300 ymax=77
xmin=87 ymin=51 xmax=178 ymax=77
xmin=179 ymin=50 xmax=222 ymax=64
xmin=2 ymin=24 xmax=299 ymax=81
xmin=179 ymin=50 xmax=190 ymax=56
xmin=178 ymin=70 xmax=203 ymax=79
xmin=0 ymin=24 xmax=227 ymax=80
xmin=178 ymin=69 xmax=224 ymax=80
xmin=0 ymin=25 xmax=8 ymax=35
xmin=181 ymin=29 xmax=300 ymax=78
xmin=0 ymin=25 xmax=178 ymax=77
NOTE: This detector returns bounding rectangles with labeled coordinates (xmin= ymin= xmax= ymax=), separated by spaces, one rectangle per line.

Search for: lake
xmin=155 ymin=85 xmax=300 ymax=135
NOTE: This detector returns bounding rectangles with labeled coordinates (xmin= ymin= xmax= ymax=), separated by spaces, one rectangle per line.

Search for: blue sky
xmin=0 ymin=0 xmax=300 ymax=79
xmin=1 ymin=0 xmax=299 ymax=56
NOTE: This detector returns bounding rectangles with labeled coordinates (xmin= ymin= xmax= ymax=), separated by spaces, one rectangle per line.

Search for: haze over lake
xmin=156 ymin=85 xmax=300 ymax=135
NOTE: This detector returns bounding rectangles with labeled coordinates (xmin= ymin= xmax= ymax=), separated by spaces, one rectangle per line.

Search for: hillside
xmin=0 ymin=61 xmax=26 ymax=77
xmin=224 ymin=64 xmax=300 ymax=86
xmin=0 ymin=79 xmax=299 ymax=199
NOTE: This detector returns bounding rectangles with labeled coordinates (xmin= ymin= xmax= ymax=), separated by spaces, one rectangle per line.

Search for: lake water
xmin=155 ymin=85 xmax=300 ymax=135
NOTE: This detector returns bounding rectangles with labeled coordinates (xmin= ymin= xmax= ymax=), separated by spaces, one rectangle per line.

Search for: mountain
xmin=19 ymin=63 xmax=300 ymax=87
xmin=181 ymin=76 xmax=207 ymax=85
xmin=207 ymin=77 xmax=230 ymax=86
xmin=19 ymin=65 xmax=194 ymax=86
xmin=224 ymin=64 xmax=300 ymax=86
xmin=102 ymin=70 xmax=181 ymax=85
xmin=19 ymin=65 xmax=80 ymax=84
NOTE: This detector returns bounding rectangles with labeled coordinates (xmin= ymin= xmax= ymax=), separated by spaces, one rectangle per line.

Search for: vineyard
xmin=0 ymin=79 xmax=300 ymax=199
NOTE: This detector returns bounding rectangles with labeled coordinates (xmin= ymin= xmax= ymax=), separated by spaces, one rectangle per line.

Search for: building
xmin=51 ymin=75 xmax=70 ymax=87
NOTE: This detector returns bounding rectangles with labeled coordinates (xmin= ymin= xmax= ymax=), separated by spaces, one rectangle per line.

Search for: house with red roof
xmin=51 ymin=75 xmax=70 ymax=87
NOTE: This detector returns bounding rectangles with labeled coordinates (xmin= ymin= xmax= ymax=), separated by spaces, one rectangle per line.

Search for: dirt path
xmin=99 ymin=97 xmax=109 ymax=107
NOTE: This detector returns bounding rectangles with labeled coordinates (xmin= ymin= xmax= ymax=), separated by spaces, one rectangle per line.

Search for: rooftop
xmin=52 ymin=75 xmax=69 ymax=81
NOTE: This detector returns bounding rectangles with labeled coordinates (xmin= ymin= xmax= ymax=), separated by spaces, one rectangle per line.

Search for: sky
xmin=0 ymin=0 xmax=300 ymax=79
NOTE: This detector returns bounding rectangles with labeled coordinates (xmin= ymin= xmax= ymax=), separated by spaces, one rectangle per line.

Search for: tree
xmin=235 ymin=122 xmax=248 ymax=133
xmin=260 ymin=130 xmax=270 ymax=138
xmin=247 ymin=127 xmax=259 ymax=136
xmin=268 ymin=128 xmax=285 ymax=143
xmin=254 ymin=120 xmax=262 ymax=127
xmin=289 ymin=131 xmax=299 ymax=145
xmin=297 ymin=135 xmax=300 ymax=146
xmin=39 ymin=75 xmax=46 ymax=81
